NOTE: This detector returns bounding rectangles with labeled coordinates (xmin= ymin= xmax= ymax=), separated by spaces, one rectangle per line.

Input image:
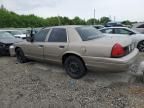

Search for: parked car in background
xmin=0 ymin=30 xmax=26 ymax=39
xmin=93 ymin=25 xmax=104 ymax=29
xmin=132 ymin=22 xmax=144 ymax=34
xmin=105 ymin=22 xmax=125 ymax=27
xmin=100 ymin=27 xmax=144 ymax=52
xmin=14 ymin=25 xmax=138 ymax=79
xmin=0 ymin=31 xmax=23 ymax=56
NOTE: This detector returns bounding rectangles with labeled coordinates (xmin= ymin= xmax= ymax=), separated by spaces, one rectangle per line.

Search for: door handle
xmin=59 ymin=45 xmax=65 ymax=48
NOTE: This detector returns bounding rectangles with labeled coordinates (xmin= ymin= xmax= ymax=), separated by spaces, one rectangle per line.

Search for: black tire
xmin=64 ymin=56 xmax=87 ymax=79
xmin=16 ymin=48 xmax=28 ymax=63
xmin=137 ymin=41 xmax=144 ymax=52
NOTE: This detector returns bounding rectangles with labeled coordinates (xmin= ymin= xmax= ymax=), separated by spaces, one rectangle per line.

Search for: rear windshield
xmin=76 ymin=26 xmax=103 ymax=41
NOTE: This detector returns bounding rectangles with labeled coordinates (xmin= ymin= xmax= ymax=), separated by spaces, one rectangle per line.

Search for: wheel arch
xmin=15 ymin=47 xmax=21 ymax=52
xmin=137 ymin=40 xmax=144 ymax=48
xmin=62 ymin=52 xmax=86 ymax=69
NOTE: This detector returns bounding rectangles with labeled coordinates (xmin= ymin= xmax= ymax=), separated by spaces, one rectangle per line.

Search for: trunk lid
xmin=83 ymin=36 xmax=133 ymax=57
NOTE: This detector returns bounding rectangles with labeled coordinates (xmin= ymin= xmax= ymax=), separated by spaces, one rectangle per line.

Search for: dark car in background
xmin=105 ymin=22 xmax=125 ymax=27
xmin=0 ymin=31 xmax=23 ymax=56
xmin=93 ymin=25 xmax=104 ymax=29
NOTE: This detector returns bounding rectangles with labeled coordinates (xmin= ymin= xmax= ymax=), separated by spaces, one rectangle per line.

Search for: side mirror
xmin=26 ymin=29 xmax=35 ymax=42
xmin=26 ymin=36 xmax=33 ymax=42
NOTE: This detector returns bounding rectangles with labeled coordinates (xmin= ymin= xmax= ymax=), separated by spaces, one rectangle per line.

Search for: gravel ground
xmin=0 ymin=53 xmax=144 ymax=108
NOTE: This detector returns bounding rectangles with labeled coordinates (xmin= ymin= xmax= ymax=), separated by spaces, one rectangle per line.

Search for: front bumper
xmin=83 ymin=48 xmax=139 ymax=72
xmin=9 ymin=45 xmax=16 ymax=56
xmin=0 ymin=45 xmax=11 ymax=56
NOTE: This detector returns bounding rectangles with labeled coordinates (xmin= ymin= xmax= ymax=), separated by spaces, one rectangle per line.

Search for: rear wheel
xmin=137 ymin=41 xmax=144 ymax=52
xmin=64 ymin=56 xmax=87 ymax=79
xmin=16 ymin=48 xmax=28 ymax=63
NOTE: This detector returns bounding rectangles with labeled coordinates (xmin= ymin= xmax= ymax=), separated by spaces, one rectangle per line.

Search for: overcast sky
xmin=0 ymin=0 xmax=144 ymax=21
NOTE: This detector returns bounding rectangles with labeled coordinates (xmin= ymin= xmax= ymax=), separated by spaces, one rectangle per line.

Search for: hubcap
xmin=69 ymin=61 xmax=80 ymax=74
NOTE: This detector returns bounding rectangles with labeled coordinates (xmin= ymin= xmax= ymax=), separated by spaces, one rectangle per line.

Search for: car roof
xmin=43 ymin=25 xmax=90 ymax=29
xmin=101 ymin=27 xmax=128 ymax=29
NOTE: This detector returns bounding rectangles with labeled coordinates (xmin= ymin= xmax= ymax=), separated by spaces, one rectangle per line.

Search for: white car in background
xmin=132 ymin=22 xmax=144 ymax=34
xmin=0 ymin=30 xmax=26 ymax=39
xmin=100 ymin=27 xmax=144 ymax=52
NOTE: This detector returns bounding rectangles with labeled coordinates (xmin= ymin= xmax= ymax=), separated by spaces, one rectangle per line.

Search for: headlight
xmin=9 ymin=45 xmax=15 ymax=49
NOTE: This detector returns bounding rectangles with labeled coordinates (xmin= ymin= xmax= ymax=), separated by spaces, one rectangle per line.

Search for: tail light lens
xmin=111 ymin=43 xmax=125 ymax=58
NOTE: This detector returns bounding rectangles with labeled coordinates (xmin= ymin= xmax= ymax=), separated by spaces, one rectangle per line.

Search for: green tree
xmin=87 ymin=18 xmax=99 ymax=25
xmin=0 ymin=7 xmax=134 ymax=28
xmin=72 ymin=17 xmax=86 ymax=25
xmin=99 ymin=17 xmax=111 ymax=25
xmin=122 ymin=20 xmax=132 ymax=26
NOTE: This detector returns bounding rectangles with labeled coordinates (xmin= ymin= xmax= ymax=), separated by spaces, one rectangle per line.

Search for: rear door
xmin=26 ymin=29 xmax=50 ymax=60
xmin=44 ymin=28 xmax=68 ymax=62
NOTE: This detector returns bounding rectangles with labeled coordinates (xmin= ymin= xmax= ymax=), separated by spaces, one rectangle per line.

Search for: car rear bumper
xmin=83 ymin=48 xmax=139 ymax=72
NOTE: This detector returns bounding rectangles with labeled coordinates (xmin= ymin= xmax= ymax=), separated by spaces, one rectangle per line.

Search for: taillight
xmin=111 ymin=43 xmax=125 ymax=58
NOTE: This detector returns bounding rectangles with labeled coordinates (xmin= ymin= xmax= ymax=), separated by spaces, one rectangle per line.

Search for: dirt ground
xmin=0 ymin=54 xmax=144 ymax=108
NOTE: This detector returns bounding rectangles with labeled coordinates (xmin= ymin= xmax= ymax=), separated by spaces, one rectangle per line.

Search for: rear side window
xmin=137 ymin=24 xmax=144 ymax=28
xmin=48 ymin=28 xmax=67 ymax=42
xmin=114 ymin=28 xmax=132 ymax=35
xmin=76 ymin=26 xmax=102 ymax=41
xmin=34 ymin=29 xmax=49 ymax=42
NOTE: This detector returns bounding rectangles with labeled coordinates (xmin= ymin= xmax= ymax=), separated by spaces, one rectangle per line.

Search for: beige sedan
xmin=14 ymin=26 xmax=138 ymax=79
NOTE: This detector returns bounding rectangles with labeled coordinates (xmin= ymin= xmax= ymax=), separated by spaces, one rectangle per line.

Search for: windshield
xmin=76 ymin=26 xmax=103 ymax=41
xmin=8 ymin=30 xmax=23 ymax=35
xmin=0 ymin=32 xmax=15 ymax=39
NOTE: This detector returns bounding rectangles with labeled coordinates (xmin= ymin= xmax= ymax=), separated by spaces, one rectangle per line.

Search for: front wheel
xmin=137 ymin=41 xmax=144 ymax=52
xmin=64 ymin=56 xmax=87 ymax=79
xmin=16 ymin=48 xmax=28 ymax=63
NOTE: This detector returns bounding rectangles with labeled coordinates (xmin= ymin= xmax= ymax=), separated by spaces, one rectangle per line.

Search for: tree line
xmin=0 ymin=6 xmax=133 ymax=28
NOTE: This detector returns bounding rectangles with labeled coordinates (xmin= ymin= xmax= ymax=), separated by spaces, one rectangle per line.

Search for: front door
xmin=44 ymin=28 xmax=68 ymax=62
xmin=26 ymin=29 xmax=50 ymax=60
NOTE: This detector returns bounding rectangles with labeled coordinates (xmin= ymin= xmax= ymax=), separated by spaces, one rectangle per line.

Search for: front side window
xmin=34 ymin=29 xmax=49 ymax=42
xmin=48 ymin=28 xmax=67 ymax=42
xmin=76 ymin=26 xmax=103 ymax=41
